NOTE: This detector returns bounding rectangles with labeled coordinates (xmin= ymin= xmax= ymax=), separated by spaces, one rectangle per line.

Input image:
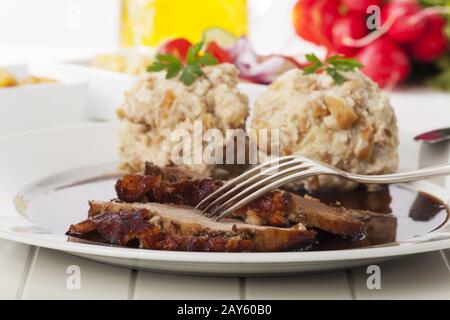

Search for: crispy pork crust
xmin=144 ymin=162 xmax=207 ymax=182
xmin=67 ymin=201 xmax=316 ymax=252
xmin=115 ymin=169 xmax=367 ymax=236
xmin=116 ymin=173 xmax=222 ymax=206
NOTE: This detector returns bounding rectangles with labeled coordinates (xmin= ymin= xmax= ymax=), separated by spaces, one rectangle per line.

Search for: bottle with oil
xmin=120 ymin=0 xmax=247 ymax=47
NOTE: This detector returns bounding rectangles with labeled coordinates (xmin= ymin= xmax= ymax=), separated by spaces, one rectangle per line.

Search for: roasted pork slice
xmin=144 ymin=162 xmax=207 ymax=182
xmin=115 ymin=172 xmax=370 ymax=236
xmin=292 ymin=195 xmax=369 ymax=236
xmin=66 ymin=200 xmax=316 ymax=252
xmin=115 ymin=173 xmax=221 ymax=205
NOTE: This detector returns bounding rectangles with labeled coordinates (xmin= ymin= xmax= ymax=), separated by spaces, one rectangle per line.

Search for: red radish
xmin=311 ymin=0 xmax=341 ymax=48
xmin=381 ymin=1 xmax=426 ymax=43
xmin=326 ymin=47 xmax=362 ymax=60
xmin=409 ymin=14 xmax=448 ymax=62
xmin=159 ymin=38 xmax=192 ymax=62
xmin=342 ymin=0 xmax=382 ymax=14
xmin=425 ymin=13 xmax=447 ymax=30
xmin=356 ymin=37 xmax=410 ymax=88
xmin=292 ymin=0 xmax=318 ymax=43
xmin=335 ymin=46 xmax=359 ymax=58
xmin=326 ymin=44 xmax=356 ymax=59
xmin=332 ymin=14 xmax=368 ymax=56
xmin=206 ymin=41 xmax=232 ymax=63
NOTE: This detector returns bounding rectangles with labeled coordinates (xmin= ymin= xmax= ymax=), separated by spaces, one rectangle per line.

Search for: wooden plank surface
xmin=351 ymin=251 xmax=450 ymax=299
xmin=0 ymin=240 xmax=32 ymax=299
xmin=245 ymin=271 xmax=352 ymax=300
xmin=133 ymin=271 xmax=241 ymax=300
xmin=21 ymin=248 xmax=132 ymax=300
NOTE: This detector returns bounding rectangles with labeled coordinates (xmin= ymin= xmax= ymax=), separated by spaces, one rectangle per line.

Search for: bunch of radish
xmin=292 ymin=0 xmax=449 ymax=88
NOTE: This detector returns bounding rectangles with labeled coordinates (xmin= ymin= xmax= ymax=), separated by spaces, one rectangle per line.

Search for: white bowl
xmin=52 ymin=60 xmax=136 ymax=121
xmin=0 ymin=65 xmax=88 ymax=135
xmin=53 ymin=48 xmax=157 ymax=121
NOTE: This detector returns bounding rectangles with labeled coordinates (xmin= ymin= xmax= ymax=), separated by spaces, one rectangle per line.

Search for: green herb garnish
xmin=147 ymin=41 xmax=218 ymax=85
xmin=304 ymin=53 xmax=363 ymax=84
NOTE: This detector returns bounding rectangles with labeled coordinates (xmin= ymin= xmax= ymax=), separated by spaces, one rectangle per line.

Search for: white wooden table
xmin=1 ymin=91 xmax=450 ymax=300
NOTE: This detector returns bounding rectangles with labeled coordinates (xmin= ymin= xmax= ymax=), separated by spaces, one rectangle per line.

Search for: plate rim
xmin=1 ymin=157 xmax=449 ymax=265
xmin=1 ymin=221 xmax=450 ymax=264
xmin=1 ymin=102 xmax=449 ymax=268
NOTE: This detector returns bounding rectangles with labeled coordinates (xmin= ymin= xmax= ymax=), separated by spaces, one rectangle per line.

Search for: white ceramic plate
xmin=0 ymin=122 xmax=449 ymax=275
xmin=0 ymin=83 xmax=449 ymax=276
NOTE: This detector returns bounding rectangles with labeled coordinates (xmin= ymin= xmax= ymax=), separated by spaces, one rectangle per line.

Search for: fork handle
xmin=342 ymin=163 xmax=450 ymax=184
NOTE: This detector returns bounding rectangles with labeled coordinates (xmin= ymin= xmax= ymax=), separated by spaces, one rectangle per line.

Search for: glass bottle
xmin=120 ymin=0 xmax=247 ymax=47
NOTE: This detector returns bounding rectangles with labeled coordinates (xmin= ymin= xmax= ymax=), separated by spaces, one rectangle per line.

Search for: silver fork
xmin=195 ymin=155 xmax=450 ymax=221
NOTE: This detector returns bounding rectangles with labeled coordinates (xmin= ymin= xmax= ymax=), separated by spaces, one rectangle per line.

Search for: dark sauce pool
xmin=303 ymin=185 xmax=449 ymax=251
xmin=27 ymin=176 xmax=449 ymax=251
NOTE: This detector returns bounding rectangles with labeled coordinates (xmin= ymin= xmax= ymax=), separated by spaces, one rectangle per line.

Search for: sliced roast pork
xmin=115 ymin=170 xmax=370 ymax=236
xmin=66 ymin=200 xmax=316 ymax=252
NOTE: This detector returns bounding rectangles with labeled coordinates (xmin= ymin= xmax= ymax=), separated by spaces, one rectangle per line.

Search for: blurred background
xmin=0 ymin=0 xmax=319 ymax=61
xmin=0 ymin=0 xmax=449 ymax=89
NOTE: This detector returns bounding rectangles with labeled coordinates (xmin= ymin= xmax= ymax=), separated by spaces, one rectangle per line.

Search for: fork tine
xmin=206 ymin=160 xmax=312 ymax=217
xmin=201 ymin=157 xmax=308 ymax=215
xmin=207 ymin=162 xmax=315 ymax=218
xmin=213 ymin=167 xmax=323 ymax=221
xmin=195 ymin=155 xmax=299 ymax=210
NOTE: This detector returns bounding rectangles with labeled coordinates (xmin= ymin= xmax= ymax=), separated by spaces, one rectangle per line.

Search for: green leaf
xmin=147 ymin=54 xmax=182 ymax=73
xmin=165 ymin=65 xmax=182 ymax=79
xmin=419 ymin=0 xmax=450 ymax=6
xmin=305 ymin=53 xmax=323 ymax=65
xmin=304 ymin=53 xmax=323 ymax=74
xmin=189 ymin=64 xmax=204 ymax=77
xmin=147 ymin=41 xmax=219 ymax=86
xmin=198 ymin=52 xmax=218 ymax=66
xmin=156 ymin=54 xmax=182 ymax=65
xmin=147 ymin=62 xmax=169 ymax=72
xmin=179 ymin=64 xmax=205 ymax=85
xmin=303 ymin=65 xmax=318 ymax=74
xmin=325 ymin=67 xmax=346 ymax=85
xmin=186 ymin=41 xmax=204 ymax=64
xmin=328 ymin=55 xmax=363 ymax=71
xmin=445 ymin=19 xmax=450 ymax=39
xmin=179 ymin=67 xmax=197 ymax=85
xmin=302 ymin=53 xmax=363 ymax=84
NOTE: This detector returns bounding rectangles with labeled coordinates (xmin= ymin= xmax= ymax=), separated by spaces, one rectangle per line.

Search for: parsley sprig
xmin=147 ymin=42 xmax=218 ymax=85
xmin=304 ymin=53 xmax=363 ymax=84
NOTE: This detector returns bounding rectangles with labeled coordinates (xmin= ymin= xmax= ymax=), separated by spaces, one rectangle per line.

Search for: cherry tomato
xmin=292 ymin=0 xmax=318 ymax=43
xmin=206 ymin=41 xmax=232 ymax=63
xmin=159 ymin=38 xmax=192 ymax=62
xmin=311 ymin=0 xmax=341 ymax=49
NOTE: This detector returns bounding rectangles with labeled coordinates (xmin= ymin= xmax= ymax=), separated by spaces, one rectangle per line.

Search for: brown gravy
xmin=28 ymin=177 xmax=449 ymax=251
xmin=302 ymin=185 xmax=449 ymax=251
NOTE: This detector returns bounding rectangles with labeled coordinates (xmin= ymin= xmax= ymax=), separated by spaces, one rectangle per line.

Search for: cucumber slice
xmin=203 ymin=27 xmax=238 ymax=49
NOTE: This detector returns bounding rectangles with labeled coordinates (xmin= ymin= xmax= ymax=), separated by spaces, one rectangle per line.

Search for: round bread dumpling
xmin=251 ymin=69 xmax=399 ymax=191
xmin=117 ymin=63 xmax=249 ymax=176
